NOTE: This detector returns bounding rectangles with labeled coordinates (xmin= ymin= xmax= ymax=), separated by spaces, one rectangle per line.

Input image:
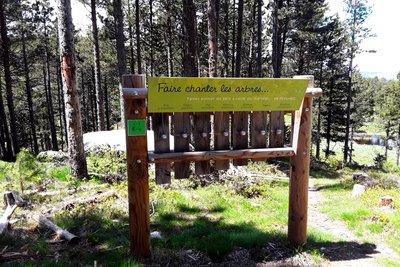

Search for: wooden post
xmin=123 ymin=74 xmax=151 ymax=258
xmin=288 ymin=75 xmax=314 ymax=246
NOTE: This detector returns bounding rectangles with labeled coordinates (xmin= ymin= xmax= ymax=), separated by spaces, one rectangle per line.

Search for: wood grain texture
xmin=288 ymin=76 xmax=314 ymax=246
xmin=173 ymin=113 xmax=191 ymax=178
xmin=214 ymin=112 xmax=230 ymax=170
xmin=232 ymin=111 xmax=249 ymax=166
xmin=123 ymin=75 xmax=151 ymax=258
xmin=251 ymin=111 xmax=268 ymax=161
xmin=153 ymin=113 xmax=171 ymax=184
xmin=269 ymin=111 xmax=284 ymax=147
xmin=194 ymin=112 xmax=211 ymax=174
xmin=148 ymin=147 xmax=295 ymax=163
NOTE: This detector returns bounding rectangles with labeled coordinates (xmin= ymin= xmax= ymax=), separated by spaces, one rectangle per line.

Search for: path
xmin=308 ymin=185 xmax=400 ymax=266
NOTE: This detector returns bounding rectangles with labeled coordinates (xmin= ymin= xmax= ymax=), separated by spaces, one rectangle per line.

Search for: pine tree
xmin=57 ymin=0 xmax=88 ymax=178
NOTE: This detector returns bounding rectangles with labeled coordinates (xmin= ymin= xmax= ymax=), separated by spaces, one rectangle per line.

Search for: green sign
xmin=127 ymin=120 xmax=146 ymax=136
xmin=147 ymin=77 xmax=308 ymax=113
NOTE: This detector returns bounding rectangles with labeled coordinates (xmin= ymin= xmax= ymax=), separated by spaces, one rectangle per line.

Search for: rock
xmin=150 ymin=231 xmax=163 ymax=240
xmin=352 ymin=172 xmax=376 ymax=188
xmin=37 ymin=151 xmax=68 ymax=162
xmin=379 ymin=196 xmax=394 ymax=207
xmin=351 ymin=184 xmax=366 ymax=198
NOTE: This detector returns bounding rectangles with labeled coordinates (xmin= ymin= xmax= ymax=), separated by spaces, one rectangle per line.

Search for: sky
xmin=327 ymin=0 xmax=400 ymax=79
xmin=67 ymin=0 xmax=400 ymax=80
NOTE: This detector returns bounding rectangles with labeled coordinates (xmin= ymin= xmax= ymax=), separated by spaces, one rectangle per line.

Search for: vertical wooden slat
xmin=288 ymin=75 xmax=314 ymax=246
xmin=194 ymin=112 xmax=211 ymax=174
xmin=232 ymin=111 xmax=249 ymax=166
xmin=173 ymin=113 xmax=191 ymax=178
xmin=269 ymin=111 xmax=284 ymax=147
xmin=122 ymin=74 xmax=150 ymax=258
xmin=153 ymin=113 xmax=171 ymax=184
xmin=251 ymin=111 xmax=268 ymax=160
xmin=214 ymin=112 xmax=230 ymax=170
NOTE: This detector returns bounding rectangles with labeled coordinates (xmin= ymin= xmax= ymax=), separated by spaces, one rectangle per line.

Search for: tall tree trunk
xmin=149 ymin=0 xmax=154 ymax=76
xmin=182 ymin=0 xmax=198 ymax=77
xmin=135 ymin=0 xmax=142 ymax=73
xmin=166 ymin=0 xmax=173 ymax=77
xmin=234 ymin=0 xmax=243 ymax=77
xmin=58 ymin=0 xmax=88 ymax=179
xmin=91 ymin=0 xmax=105 ymax=131
xmin=104 ymin=76 xmax=110 ymax=130
xmin=56 ymin=25 xmax=68 ymax=147
xmin=22 ymin=32 xmax=39 ymax=155
xmin=315 ymin=62 xmax=323 ymax=160
xmin=0 ymin=0 xmax=19 ymax=156
xmin=397 ymin=123 xmax=399 ymax=166
xmin=325 ymin=76 xmax=334 ymax=158
xmin=0 ymin=75 xmax=13 ymax=160
xmin=114 ymin=0 xmax=127 ymax=126
xmin=230 ymin=0 xmax=236 ymax=77
xmin=208 ymin=0 xmax=218 ymax=78
xmin=128 ymin=0 xmax=135 ymax=73
xmin=270 ymin=0 xmax=289 ymax=147
xmin=90 ymin=66 xmax=98 ymax=131
xmin=256 ymin=0 xmax=262 ymax=77
xmin=221 ymin=0 xmax=229 ymax=77
xmin=56 ymin=61 xmax=65 ymax=150
xmin=44 ymin=24 xmax=59 ymax=151
xmin=80 ymin=70 xmax=88 ymax=131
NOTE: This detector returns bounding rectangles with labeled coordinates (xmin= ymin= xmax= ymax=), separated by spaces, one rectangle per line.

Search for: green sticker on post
xmin=127 ymin=120 xmax=146 ymax=136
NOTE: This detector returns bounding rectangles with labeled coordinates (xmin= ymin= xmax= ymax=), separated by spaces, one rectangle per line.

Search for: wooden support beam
xmin=148 ymin=147 xmax=295 ymax=163
xmin=123 ymin=74 xmax=151 ymax=259
xmin=288 ymin=75 xmax=315 ymax=246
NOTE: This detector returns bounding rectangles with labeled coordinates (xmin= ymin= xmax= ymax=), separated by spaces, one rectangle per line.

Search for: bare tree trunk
xmin=149 ymin=0 xmax=154 ymax=76
xmin=0 ymin=0 xmax=19 ymax=156
xmin=182 ymin=0 xmax=198 ymax=77
xmin=135 ymin=0 xmax=142 ymax=73
xmin=44 ymin=26 xmax=59 ymax=151
xmin=128 ymin=0 xmax=135 ymax=73
xmin=166 ymin=0 xmax=173 ymax=77
xmin=22 ymin=32 xmax=39 ymax=155
xmin=57 ymin=0 xmax=88 ymax=179
xmin=256 ymin=0 xmax=262 ymax=77
xmin=397 ymin=123 xmax=399 ymax=166
xmin=0 ymin=75 xmax=13 ymax=160
xmin=113 ymin=0 xmax=126 ymax=126
xmin=208 ymin=0 xmax=218 ymax=78
xmin=56 ymin=26 xmax=68 ymax=148
xmin=234 ymin=0 xmax=243 ymax=77
xmin=325 ymin=76 xmax=334 ymax=158
xmin=270 ymin=0 xmax=289 ymax=147
xmin=90 ymin=0 xmax=105 ymax=131
xmin=230 ymin=0 xmax=236 ymax=77
xmin=104 ymin=76 xmax=110 ymax=130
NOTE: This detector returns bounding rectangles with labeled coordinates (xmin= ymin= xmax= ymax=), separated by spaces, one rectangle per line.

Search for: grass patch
xmin=151 ymin=182 xmax=289 ymax=260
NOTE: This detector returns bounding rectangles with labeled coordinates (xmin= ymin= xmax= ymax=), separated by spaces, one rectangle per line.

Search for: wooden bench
xmin=122 ymin=74 xmax=322 ymax=258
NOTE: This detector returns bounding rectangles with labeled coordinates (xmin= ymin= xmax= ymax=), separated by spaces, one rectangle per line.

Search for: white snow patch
xmin=83 ymin=130 xmax=174 ymax=152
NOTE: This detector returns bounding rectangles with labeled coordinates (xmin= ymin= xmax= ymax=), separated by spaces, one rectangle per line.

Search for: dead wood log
xmin=0 ymin=191 xmax=25 ymax=234
xmin=24 ymin=183 xmax=109 ymax=197
xmin=0 ymin=251 xmax=29 ymax=261
xmin=44 ymin=190 xmax=117 ymax=213
xmin=32 ymin=214 xmax=79 ymax=244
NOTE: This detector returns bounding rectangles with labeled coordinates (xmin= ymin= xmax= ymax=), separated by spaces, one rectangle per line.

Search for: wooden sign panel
xmin=148 ymin=77 xmax=308 ymax=113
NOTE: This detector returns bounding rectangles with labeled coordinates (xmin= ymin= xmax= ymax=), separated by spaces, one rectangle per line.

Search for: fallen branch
xmin=32 ymin=214 xmax=79 ymax=244
xmin=24 ymin=183 xmax=109 ymax=197
xmin=0 ymin=251 xmax=29 ymax=261
xmin=45 ymin=190 xmax=117 ymax=213
xmin=0 ymin=191 xmax=25 ymax=234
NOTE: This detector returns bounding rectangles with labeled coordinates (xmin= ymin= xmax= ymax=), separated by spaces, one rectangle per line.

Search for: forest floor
xmin=0 ymin=131 xmax=399 ymax=266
